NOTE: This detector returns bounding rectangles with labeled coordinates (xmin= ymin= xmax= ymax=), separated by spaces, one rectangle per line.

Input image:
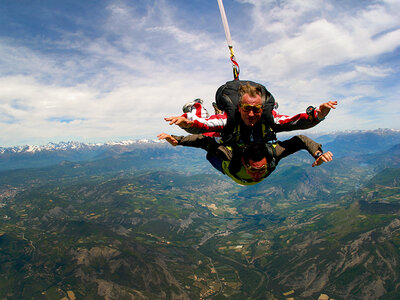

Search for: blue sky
xmin=0 ymin=0 xmax=399 ymax=146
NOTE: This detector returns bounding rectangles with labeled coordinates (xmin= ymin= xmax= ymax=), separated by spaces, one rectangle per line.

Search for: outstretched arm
xmin=273 ymin=100 xmax=338 ymax=132
xmin=157 ymin=133 xmax=216 ymax=150
xmin=275 ymin=135 xmax=322 ymax=162
xmin=275 ymin=135 xmax=334 ymax=167
xmin=277 ymin=135 xmax=318 ymax=159
xmin=164 ymin=113 xmax=227 ymax=132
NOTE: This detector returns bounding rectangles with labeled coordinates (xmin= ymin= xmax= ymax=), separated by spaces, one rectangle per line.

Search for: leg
xmin=182 ymin=99 xmax=209 ymax=118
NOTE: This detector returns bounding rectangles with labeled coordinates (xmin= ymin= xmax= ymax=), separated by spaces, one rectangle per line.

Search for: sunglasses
xmin=240 ymin=103 xmax=263 ymax=113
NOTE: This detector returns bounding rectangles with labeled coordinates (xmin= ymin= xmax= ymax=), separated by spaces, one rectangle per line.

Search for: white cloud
xmin=239 ymin=0 xmax=400 ymax=78
xmin=0 ymin=0 xmax=399 ymax=146
xmin=354 ymin=65 xmax=393 ymax=78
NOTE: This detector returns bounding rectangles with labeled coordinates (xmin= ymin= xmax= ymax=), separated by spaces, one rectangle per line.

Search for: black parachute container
xmin=215 ymin=80 xmax=276 ymax=142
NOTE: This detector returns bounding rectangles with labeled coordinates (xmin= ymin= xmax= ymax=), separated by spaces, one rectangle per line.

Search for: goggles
xmin=245 ymin=164 xmax=267 ymax=172
xmin=240 ymin=103 xmax=263 ymax=113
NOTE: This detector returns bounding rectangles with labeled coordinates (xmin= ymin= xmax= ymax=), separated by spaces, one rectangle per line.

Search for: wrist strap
xmin=315 ymin=151 xmax=323 ymax=159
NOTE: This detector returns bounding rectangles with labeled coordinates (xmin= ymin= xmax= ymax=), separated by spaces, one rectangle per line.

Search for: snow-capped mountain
xmin=0 ymin=139 xmax=164 ymax=171
xmin=0 ymin=139 xmax=162 ymax=155
xmin=0 ymin=129 xmax=399 ymax=172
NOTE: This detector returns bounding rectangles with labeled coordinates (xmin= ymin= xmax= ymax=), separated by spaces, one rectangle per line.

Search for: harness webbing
xmin=217 ymin=0 xmax=240 ymax=80
xmin=232 ymin=123 xmax=268 ymax=146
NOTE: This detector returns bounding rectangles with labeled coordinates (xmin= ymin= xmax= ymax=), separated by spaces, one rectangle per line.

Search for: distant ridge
xmin=0 ymin=129 xmax=399 ymax=172
xmin=1 ymin=128 xmax=399 ymax=154
xmin=0 ymin=139 xmax=162 ymax=155
xmin=0 ymin=139 xmax=167 ymax=172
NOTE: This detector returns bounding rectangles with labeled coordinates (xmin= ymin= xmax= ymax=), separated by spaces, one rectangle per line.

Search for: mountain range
xmin=0 ymin=129 xmax=399 ymax=299
xmin=0 ymin=128 xmax=399 ymax=172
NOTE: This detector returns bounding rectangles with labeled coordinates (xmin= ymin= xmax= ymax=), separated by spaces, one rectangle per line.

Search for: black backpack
xmin=215 ymin=80 xmax=276 ymax=142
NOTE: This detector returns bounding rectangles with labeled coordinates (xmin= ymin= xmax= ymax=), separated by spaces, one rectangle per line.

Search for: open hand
xmin=157 ymin=133 xmax=178 ymax=146
xmin=164 ymin=116 xmax=194 ymax=128
xmin=316 ymin=101 xmax=337 ymax=119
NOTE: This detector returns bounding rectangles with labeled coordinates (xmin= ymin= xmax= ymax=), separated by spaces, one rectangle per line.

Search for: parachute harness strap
xmin=217 ymin=0 xmax=240 ymax=80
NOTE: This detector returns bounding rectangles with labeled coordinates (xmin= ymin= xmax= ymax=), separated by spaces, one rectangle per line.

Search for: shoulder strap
xmin=266 ymin=144 xmax=277 ymax=170
xmin=263 ymin=126 xmax=277 ymax=143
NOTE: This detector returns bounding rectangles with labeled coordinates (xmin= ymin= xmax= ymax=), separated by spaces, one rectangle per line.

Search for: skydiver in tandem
xmin=164 ymin=80 xmax=337 ymax=143
xmin=159 ymin=80 xmax=336 ymax=185
xmin=157 ymin=132 xmax=333 ymax=185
